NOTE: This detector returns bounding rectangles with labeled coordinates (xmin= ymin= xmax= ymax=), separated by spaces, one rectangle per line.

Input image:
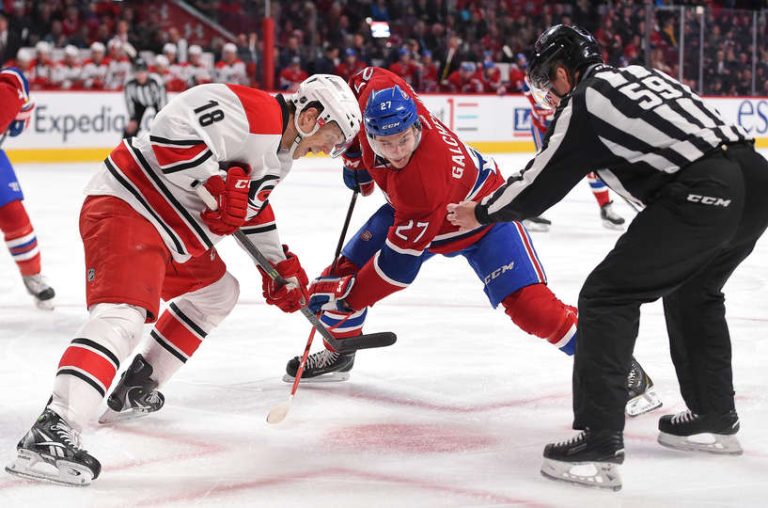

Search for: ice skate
xmin=22 ymin=274 xmax=55 ymax=310
xmin=283 ymin=349 xmax=355 ymax=383
xmin=658 ymin=409 xmax=742 ymax=455
xmin=522 ymin=215 xmax=551 ymax=232
xmin=541 ymin=430 xmax=624 ymax=491
xmin=99 ymin=354 xmax=165 ymax=424
xmin=600 ymin=202 xmax=625 ymax=230
xmin=625 ymin=357 xmax=663 ymax=417
xmin=5 ymin=408 xmax=101 ymax=486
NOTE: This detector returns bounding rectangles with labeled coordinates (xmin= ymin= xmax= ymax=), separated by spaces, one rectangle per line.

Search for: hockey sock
xmin=0 ymin=200 xmax=41 ymax=276
xmin=587 ymin=173 xmax=611 ymax=208
xmin=502 ymin=283 xmax=577 ymax=355
xmin=141 ymin=273 xmax=238 ymax=386
xmin=320 ymin=308 xmax=368 ymax=350
xmin=50 ymin=303 xmax=146 ymax=430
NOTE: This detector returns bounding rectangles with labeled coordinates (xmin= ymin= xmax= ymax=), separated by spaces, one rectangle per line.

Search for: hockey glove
xmin=259 ymin=245 xmax=309 ymax=313
xmin=342 ymin=150 xmax=374 ymax=196
xmin=7 ymin=100 xmax=34 ymax=137
xmin=200 ymin=166 xmax=251 ymax=235
xmin=307 ymin=274 xmax=355 ymax=314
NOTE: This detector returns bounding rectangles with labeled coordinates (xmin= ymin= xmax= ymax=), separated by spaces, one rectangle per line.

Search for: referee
xmin=123 ymin=58 xmax=167 ymax=138
xmin=447 ymin=25 xmax=768 ymax=490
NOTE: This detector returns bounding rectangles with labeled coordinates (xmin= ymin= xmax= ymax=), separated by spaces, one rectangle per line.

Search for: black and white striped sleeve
xmin=475 ymin=96 xmax=596 ymax=223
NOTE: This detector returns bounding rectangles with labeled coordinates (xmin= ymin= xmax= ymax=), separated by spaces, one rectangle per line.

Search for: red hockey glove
xmin=259 ymin=245 xmax=309 ymax=313
xmin=200 ymin=166 xmax=251 ymax=235
xmin=307 ymin=274 xmax=355 ymax=314
xmin=342 ymin=149 xmax=374 ymax=196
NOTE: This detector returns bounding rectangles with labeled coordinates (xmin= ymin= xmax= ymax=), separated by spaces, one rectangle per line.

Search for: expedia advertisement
xmin=4 ymin=92 xmax=767 ymax=163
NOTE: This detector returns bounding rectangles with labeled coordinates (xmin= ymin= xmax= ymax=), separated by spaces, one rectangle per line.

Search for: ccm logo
xmin=484 ymin=261 xmax=515 ymax=285
xmin=235 ymin=180 xmax=250 ymax=189
xmin=686 ymin=194 xmax=731 ymax=207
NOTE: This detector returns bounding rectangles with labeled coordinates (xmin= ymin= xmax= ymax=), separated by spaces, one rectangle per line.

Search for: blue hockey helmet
xmin=363 ymin=85 xmax=419 ymax=138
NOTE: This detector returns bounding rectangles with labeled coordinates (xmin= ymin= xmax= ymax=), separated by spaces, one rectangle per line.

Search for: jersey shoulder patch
xmin=226 ymin=85 xmax=284 ymax=136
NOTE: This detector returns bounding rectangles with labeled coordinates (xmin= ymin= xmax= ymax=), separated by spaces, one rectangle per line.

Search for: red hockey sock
xmin=0 ymin=200 xmax=41 ymax=276
xmin=502 ymin=283 xmax=577 ymax=347
xmin=593 ymin=189 xmax=611 ymax=208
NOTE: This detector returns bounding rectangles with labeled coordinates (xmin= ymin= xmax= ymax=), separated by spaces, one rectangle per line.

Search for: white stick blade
xmin=266 ymin=400 xmax=291 ymax=424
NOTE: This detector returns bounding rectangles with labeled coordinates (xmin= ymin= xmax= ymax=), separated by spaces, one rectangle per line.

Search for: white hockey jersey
xmin=84 ymin=83 xmax=293 ymax=264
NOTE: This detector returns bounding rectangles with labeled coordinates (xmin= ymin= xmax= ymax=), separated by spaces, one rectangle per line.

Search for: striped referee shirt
xmin=124 ymin=74 xmax=168 ymax=122
xmin=476 ymin=64 xmax=752 ymax=223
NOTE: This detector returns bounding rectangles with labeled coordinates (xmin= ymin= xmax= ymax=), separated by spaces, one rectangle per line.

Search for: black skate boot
xmin=541 ymin=430 xmax=625 ymax=491
xmin=99 ymin=354 xmax=165 ymax=424
xmin=658 ymin=409 xmax=742 ymax=455
xmin=522 ymin=215 xmax=551 ymax=232
xmin=625 ymin=357 xmax=662 ymax=417
xmin=5 ymin=408 xmax=101 ymax=486
xmin=600 ymin=201 xmax=625 ymax=229
xmin=283 ymin=350 xmax=355 ymax=383
xmin=22 ymin=274 xmax=56 ymax=310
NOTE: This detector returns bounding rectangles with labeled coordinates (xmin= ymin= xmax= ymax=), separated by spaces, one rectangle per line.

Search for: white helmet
xmin=290 ymin=74 xmax=361 ymax=158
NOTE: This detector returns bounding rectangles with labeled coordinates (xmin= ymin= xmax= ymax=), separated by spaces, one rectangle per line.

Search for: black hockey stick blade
xmin=333 ymin=332 xmax=397 ymax=353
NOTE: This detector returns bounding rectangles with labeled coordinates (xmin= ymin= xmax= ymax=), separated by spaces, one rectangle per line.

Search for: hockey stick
xmin=267 ymin=190 xmax=359 ymax=424
xmin=192 ymin=182 xmax=394 ymax=354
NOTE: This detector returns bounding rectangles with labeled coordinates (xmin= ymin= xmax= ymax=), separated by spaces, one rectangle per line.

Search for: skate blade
xmin=625 ymin=388 xmax=663 ymax=417
xmin=281 ymin=372 xmax=351 ymax=383
xmin=98 ymin=406 xmax=156 ymax=425
xmin=601 ymin=219 xmax=625 ymax=230
xmin=522 ymin=221 xmax=550 ymax=233
xmin=657 ymin=431 xmax=743 ymax=455
xmin=540 ymin=458 xmax=622 ymax=491
xmin=34 ymin=299 xmax=55 ymax=311
xmin=6 ymin=449 xmax=93 ymax=487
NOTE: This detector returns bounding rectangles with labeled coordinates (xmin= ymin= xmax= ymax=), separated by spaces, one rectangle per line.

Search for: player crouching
xmin=282 ymin=67 xmax=661 ymax=421
xmin=6 ymin=74 xmax=361 ymax=486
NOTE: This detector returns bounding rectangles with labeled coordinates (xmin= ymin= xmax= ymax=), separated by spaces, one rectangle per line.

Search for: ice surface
xmin=0 ymin=154 xmax=766 ymax=507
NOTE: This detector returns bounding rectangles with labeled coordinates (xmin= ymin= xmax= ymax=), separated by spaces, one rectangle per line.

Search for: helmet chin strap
xmin=289 ymin=111 xmax=320 ymax=157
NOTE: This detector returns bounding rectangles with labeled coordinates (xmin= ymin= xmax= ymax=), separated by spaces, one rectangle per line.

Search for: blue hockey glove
xmin=342 ymin=150 xmax=374 ymax=196
xmin=307 ymin=274 xmax=355 ymax=314
xmin=8 ymin=100 xmax=34 ymax=137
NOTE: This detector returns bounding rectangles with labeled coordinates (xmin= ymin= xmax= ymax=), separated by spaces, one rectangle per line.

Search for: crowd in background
xmin=0 ymin=0 xmax=766 ymax=95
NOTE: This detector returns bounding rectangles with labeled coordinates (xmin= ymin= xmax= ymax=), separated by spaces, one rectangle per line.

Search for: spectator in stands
xmin=81 ymin=42 xmax=110 ymax=90
xmin=388 ymin=47 xmax=419 ymax=86
xmin=162 ymin=43 xmax=188 ymax=92
xmin=313 ymin=45 xmax=338 ymax=75
xmin=482 ymin=60 xmax=505 ymax=94
xmin=278 ymin=56 xmax=308 ymax=92
xmin=215 ymin=42 xmax=248 ymax=85
xmin=30 ymin=41 xmax=54 ymax=90
xmin=335 ymin=47 xmax=365 ymax=82
xmin=278 ymin=34 xmax=303 ymax=70
xmin=106 ymin=39 xmax=132 ymax=90
xmin=0 ymin=13 xmax=22 ymax=67
xmin=419 ymin=50 xmax=440 ymax=92
xmin=445 ymin=61 xmax=484 ymax=94
xmin=186 ymin=44 xmax=212 ymax=87
xmin=52 ymin=45 xmax=82 ymax=90
xmin=166 ymin=27 xmax=188 ymax=63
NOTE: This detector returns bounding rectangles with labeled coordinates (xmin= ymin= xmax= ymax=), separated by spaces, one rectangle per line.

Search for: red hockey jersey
xmin=345 ymin=67 xmax=506 ymax=309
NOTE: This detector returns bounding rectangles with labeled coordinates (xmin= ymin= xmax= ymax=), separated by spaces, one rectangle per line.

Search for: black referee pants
xmin=573 ymin=144 xmax=768 ymax=431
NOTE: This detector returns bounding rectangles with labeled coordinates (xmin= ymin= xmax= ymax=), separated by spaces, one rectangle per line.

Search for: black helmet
xmin=528 ymin=25 xmax=602 ymax=107
xmin=134 ymin=58 xmax=148 ymax=71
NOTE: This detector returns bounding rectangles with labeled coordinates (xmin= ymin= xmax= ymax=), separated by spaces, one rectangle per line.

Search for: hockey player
xmin=523 ymin=79 xmax=625 ymax=231
xmin=5 ymin=74 xmax=362 ymax=486
xmin=447 ymin=25 xmax=768 ymax=491
xmin=214 ymin=42 xmax=248 ymax=86
xmin=81 ymin=42 xmax=110 ymax=90
xmin=282 ymin=67 xmax=659 ymax=418
xmin=0 ymin=67 xmax=56 ymax=309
